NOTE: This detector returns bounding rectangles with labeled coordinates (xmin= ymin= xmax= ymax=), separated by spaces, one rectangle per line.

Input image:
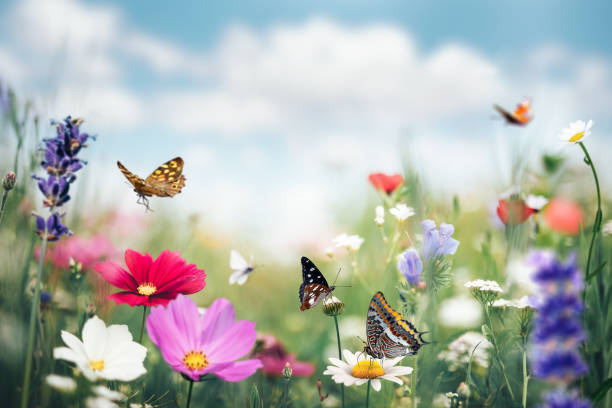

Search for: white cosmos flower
xmin=525 ymin=195 xmax=548 ymax=211
xmin=558 ymin=119 xmax=593 ymax=144
xmin=53 ymin=316 xmax=147 ymax=382
xmin=93 ymin=386 xmax=126 ymax=401
xmin=389 ymin=203 xmax=415 ymax=222
xmin=374 ymin=205 xmax=385 ymax=226
xmin=45 ymin=374 xmax=76 ymax=392
xmin=323 ymin=349 xmax=413 ymax=392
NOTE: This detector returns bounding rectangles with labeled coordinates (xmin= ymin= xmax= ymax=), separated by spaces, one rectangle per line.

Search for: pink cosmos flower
xmin=146 ymin=294 xmax=262 ymax=382
xmin=36 ymin=234 xmax=118 ymax=270
xmin=252 ymin=333 xmax=314 ymax=377
xmin=95 ymin=249 xmax=206 ymax=307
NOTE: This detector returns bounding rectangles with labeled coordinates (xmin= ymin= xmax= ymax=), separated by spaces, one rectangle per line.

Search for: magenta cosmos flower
xmin=95 ymin=249 xmax=206 ymax=307
xmin=146 ymin=294 xmax=262 ymax=381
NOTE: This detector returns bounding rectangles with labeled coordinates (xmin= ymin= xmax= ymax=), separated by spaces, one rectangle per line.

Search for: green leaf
xmin=591 ymin=377 xmax=612 ymax=403
xmin=250 ymin=384 xmax=263 ymax=408
xmin=481 ymin=324 xmax=492 ymax=338
xmin=586 ymin=261 xmax=607 ymax=282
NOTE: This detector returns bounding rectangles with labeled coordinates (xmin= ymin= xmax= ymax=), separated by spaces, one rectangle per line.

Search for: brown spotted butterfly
xmin=298 ymin=257 xmax=335 ymax=311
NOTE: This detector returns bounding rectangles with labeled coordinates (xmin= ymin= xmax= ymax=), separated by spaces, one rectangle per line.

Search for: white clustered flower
xmin=558 ymin=119 xmax=593 ymax=144
xmin=464 ymin=279 xmax=503 ymax=293
xmin=438 ymin=332 xmax=492 ymax=371
xmin=389 ymin=203 xmax=415 ymax=222
xmin=492 ymin=296 xmax=533 ymax=309
xmin=333 ymin=233 xmax=364 ymax=252
xmin=45 ymin=374 xmax=77 ymax=392
xmin=323 ymin=349 xmax=413 ymax=392
xmin=53 ymin=316 xmax=147 ymax=382
xmin=525 ymin=195 xmax=548 ymax=211
xmin=374 ymin=205 xmax=385 ymax=226
xmin=602 ymin=220 xmax=612 ymax=237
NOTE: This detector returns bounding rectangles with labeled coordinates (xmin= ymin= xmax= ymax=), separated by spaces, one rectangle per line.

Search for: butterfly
xmin=364 ymin=291 xmax=428 ymax=359
xmin=493 ymin=98 xmax=533 ymax=126
xmin=117 ymin=157 xmax=186 ymax=211
xmin=298 ymin=256 xmax=336 ymax=311
xmin=229 ymin=250 xmax=255 ymax=285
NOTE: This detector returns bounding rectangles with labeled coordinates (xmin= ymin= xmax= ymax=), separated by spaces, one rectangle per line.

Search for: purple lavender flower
xmin=397 ymin=248 xmax=423 ymax=284
xmin=539 ymin=389 xmax=592 ymax=408
xmin=33 ymin=175 xmax=70 ymax=207
xmin=34 ymin=213 xmax=71 ymax=241
xmin=530 ymin=251 xmax=588 ymax=383
xmin=421 ymin=219 xmax=459 ymax=261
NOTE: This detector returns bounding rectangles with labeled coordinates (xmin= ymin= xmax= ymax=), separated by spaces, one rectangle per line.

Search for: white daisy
xmin=525 ymin=195 xmax=548 ymax=211
xmin=45 ymin=374 xmax=76 ymax=392
xmin=53 ymin=316 xmax=147 ymax=382
xmin=389 ymin=203 xmax=415 ymax=223
xmin=323 ymin=349 xmax=413 ymax=392
xmin=374 ymin=205 xmax=385 ymax=226
xmin=558 ymin=119 xmax=593 ymax=144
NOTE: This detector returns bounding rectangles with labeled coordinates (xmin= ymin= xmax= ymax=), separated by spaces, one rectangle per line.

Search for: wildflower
xmin=333 ymin=233 xmax=364 ymax=252
xmin=2 ymin=171 xmax=16 ymax=191
xmin=93 ymin=386 xmax=126 ymax=401
xmin=603 ymin=220 xmax=612 ymax=236
xmin=421 ymin=220 xmax=459 ymax=261
xmin=283 ymin=362 xmax=292 ymax=378
xmin=438 ymin=332 xmax=492 ymax=371
xmin=457 ymin=382 xmax=471 ymax=399
xmin=32 ymin=175 xmax=70 ymax=207
xmin=397 ymin=248 xmax=422 ymax=285
xmin=251 ymin=333 xmax=315 ymax=377
xmin=529 ymin=251 xmax=587 ymax=383
xmin=492 ymin=296 xmax=533 ymax=309
xmin=544 ymin=198 xmax=584 ymax=236
xmin=539 ymin=389 xmax=592 ymax=408
xmin=497 ymin=198 xmax=534 ymax=225
xmin=465 ymin=279 xmax=503 ymax=293
xmin=45 ymin=374 xmax=76 ymax=392
xmin=146 ymin=294 xmax=262 ymax=381
xmin=558 ymin=120 xmax=593 ymax=144
xmin=368 ymin=172 xmax=404 ymax=195
xmin=374 ymin=205 xmax=385 ymax=226
xmin=37 ymin=234 xmax=117 ymax=271
xmin=53 ymin=316 xmax=147 ymax=381
xmin=322 ymin=296 xmax=345 ymax=316
xmin=389 ymin=203 xmax=415 ymax=223
xmin=40 ymin=291 xmax=52 ymax=309
xmin=95 ymin=249 xmax=206 ymax=307
xmin=526 ymin=195 xmax=548 ymax=212
xmin=323 ymin=349 xmax=413 ymax=392
xmin=34 ymin=212 xmax=71 ymax=241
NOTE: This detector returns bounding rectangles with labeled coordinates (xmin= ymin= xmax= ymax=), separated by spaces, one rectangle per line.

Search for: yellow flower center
xmin=351 ymin=360 xmax=384 ymax=379
xmin=137 ymin=282 xmax=157 ymax=296
xmin=569 ymin=131 xmax=584 ymax=143
xmin=183 ymin=350 xmax=209 ymax=371
xmin=90 ymin=360 xmax=105 ymax=371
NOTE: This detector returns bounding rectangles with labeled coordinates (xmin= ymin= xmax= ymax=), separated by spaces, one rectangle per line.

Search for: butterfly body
xmin=365 ymin=291 xmax=427 ymax=359
xmin=299 ymin=257 xmax=335 ymax=311
xmin=229 ymin=250 xmax=255 ymax=285
xmin=494 ymin=98 xmax=532 ymax=126
xmin=117 ymin=157 xmax=186 ymax=210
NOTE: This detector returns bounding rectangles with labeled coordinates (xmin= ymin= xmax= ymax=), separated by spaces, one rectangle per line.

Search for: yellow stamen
xmin=569 ymin=131 xmax=584 ymax=143
xmin=183 ymin=350 xmax=209 ymax=371
xmin=137 ymin=282 xmax=157 ymax=296
xmin=90 ymin=360 xmax=105 ymax=371
xmin=351 ymin=360 xmax=384 ymax=379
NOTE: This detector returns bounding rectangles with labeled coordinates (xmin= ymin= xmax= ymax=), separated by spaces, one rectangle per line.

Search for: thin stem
xmin=521 ymin=344 xmax=529 ymax=408
xmin=484 ymin=307 xmax=515 ymax=401
xmin=283 ymin=378 xmax=290 ymax=408
xmin=385 ymin=226 xmax=401 ymax=264
xmin=411 ymin=355 xmax=418 ymax=408
xmin=578 ymin=142 xmax=602 ymax=281
xmin=20 ymin=228 xmax=49 ymax=408
xmin=139 ymin=306 xmax=148 ymax=343
xmin=186 ymin=379 xmax=194 ymax=408
xmin=366 ymin=379 xmax=371 ymax=408
xmin=333 ymin=316 xmax=345 ymax=408
xmin=0 ymin=190 xmax=8 ymax=226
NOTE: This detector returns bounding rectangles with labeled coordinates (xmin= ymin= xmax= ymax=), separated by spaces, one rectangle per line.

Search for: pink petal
xmin=148 ymin=250 xmax=188 ymax=287
xmin=125 ymin=249 xmax=153 ymax=283
xmin=199 ymin=298 xmax=235 ymax=345
xmin=147 ymin=302 xmax=191 ymax=365
xmin=95 ymin=261 xmax=137 ymax=291
xmin=206 ymin=320 xmax=257 ymax=363
xmin=157 ymin=265 xmax=206 ymax=295
xmin=212 ymin=359 xmax=262 ymax=382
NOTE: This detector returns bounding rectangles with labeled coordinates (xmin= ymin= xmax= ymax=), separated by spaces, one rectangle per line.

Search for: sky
xmin=1 ymin=0 xmax=611 ymax=252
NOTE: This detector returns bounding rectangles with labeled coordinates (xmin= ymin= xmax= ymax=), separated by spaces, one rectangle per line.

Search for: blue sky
xmin=1 ymin=0 xmax=611 ymax=252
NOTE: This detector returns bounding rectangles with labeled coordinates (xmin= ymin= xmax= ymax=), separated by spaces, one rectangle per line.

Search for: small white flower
xmin=464 ymin=279 xmax=503 ymax=293
xmin=86 ymin=397 xmax=119 ymax=408
xmin=493 ymin=296 xmax=532 ymax=309
xmin=374 ymin=205 xmax=385 ymax=226
xmin=45 ymin=374 xmax=76 ymax=392
xmin=333 ymin=233 xmax=364 ymax=252
xmin=525 ymin=195 xmax=548 ymax=211
xmin=333 ymin=233 xmax=350 ymax=247
xmin=325 ymin=246 xmax=335 ymax=258
xmin=323 ymin=349 xmax=413 ymax=392
xmin=438 ymin=332 xmax=492 ymax=371
xmin=54 ymin=316 xmax=147 ymax=382
xmin=602 ymin=220 xmax=612 ymax=237
xmin=558 ymin=119 xmax=593 ymax=144
xmin=389 ymin=203 xmax=415 ymax=222
xmin=93 ymin=386 xmax=126 ymax=401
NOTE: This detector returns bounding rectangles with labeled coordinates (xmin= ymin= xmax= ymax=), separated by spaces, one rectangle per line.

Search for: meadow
xmin=1 ymin=84 xmax=611 ymax=408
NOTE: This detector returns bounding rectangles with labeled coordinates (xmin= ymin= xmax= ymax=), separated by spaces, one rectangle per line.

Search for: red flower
xmin=252 ymin=333 xmax=315 ymax=377
xmin=544 ymin=197 xmax=584 ymax=236
xmin=368 ymin=173 xmax=404 ymax=195
xmin=496 ymin=199 xmax=535 ymax=225
xmin=95 ymin=249 xmax=206 ymax=307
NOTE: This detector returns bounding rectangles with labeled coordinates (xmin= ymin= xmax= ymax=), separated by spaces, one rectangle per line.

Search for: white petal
xmin=328 ymin=357 xmax=348 ymax=368
xmin=382 ymin=356 xmax=404 ymax=368
xmin=385 ymin=366 xmax=414 ymax=376
xmin=45 ymin=375 xmax=76 ymax=392
xmin=371 ymin=379 xmax=382 ymax=391
xmin=380 ymin=374 xmax=404 ymax=385
xmin=59 ymin=331 xmax=88 ymax=362
xmin=82 ymin=316 xmax=108 ymax=361
xmin=355 ymin=378 xmax=369 ymax=386
xmin=342 ymin=349 xmax=357 ymax=367
xmin=93 ymin=386 xmax=125 ymax=401
xmin=53 ymin=347 xmax=82 ymax=365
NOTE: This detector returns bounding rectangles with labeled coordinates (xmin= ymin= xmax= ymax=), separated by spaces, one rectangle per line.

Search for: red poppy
xmin=368 ymin=173 xmax=404 ymax=195
xmin=95 ymin=249 xmax=206 ymax=307
xmin=544 ymin=197 xmax=584 ymax=236
xmin=496 ymin=199 xmax=535 ymax=225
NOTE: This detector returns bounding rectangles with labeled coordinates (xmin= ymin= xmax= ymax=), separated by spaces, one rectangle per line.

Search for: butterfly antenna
xmin=332 ymin=267 xmax=342 ymax=286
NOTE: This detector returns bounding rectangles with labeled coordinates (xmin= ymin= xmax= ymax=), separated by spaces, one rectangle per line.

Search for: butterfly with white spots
xmin=298 ymin=256 xmax=336 ymax=311
xmin=229 ymin=250 xmax=255 ymax=285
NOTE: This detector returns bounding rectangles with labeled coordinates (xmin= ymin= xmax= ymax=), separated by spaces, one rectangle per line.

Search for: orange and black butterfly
xmin=117 ymin=157 xmax=186 ymax=211
xmin=494 ymin=98 xmax=533 ymax=126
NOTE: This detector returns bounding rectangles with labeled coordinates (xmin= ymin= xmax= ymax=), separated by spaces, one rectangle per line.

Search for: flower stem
xmin=0 ymin=190 xmax=9 ymax=226
xmin=20 ymin=228 xmax=48 ymax=408
xmin=139 ymin=306 xmax=148 ymax=343
xmin=283 ymin=378 xmax=290 ymax=408
xmin=333 ymin=315 xmax=345 ymax=408
xmin=366 ymin=379 xmax=371 ymax=408
xmin=411 ymin=355 xmax=418 ymax=408
xmin=484 ymin=307 xmax=515 ymax=402
xmin=186 ymin=379 xmax=194 ymax=408
xmin=385 ymin=227 xmax=400 ymax=264
xmin=577 ymin=142 xmax=602 ymax=281
xmin=521 ymin=346 xmax=529 ymax=408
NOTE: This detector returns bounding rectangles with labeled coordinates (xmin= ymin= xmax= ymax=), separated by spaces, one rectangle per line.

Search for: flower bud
xmin=3 ymin=171 xmax=16 ymax=191
xmin=325 ymin=247 xmax=334 ymax=259
xmin=283 ymin=362 xmax=292 ymax=379
xmin=457 ymin=381 xmax=470 ymax=399
xmin=322 ymin=296 xmax=345 ymax=316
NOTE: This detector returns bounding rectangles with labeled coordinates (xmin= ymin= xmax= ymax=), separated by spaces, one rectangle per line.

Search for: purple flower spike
xmin=421 ymin=219 xmax=460 ymax=261
xmin=397 ymin=248 xmax=423 ymax=285
xmin=538 ymin=389 xmax=592 ymax=408
xmin=146 ymin=294 xmax=262 ymax=382
xmin=33 ymin=175 xmax=70 ymax=207
xmin=33 ymin=213 xmax=72 ymax=242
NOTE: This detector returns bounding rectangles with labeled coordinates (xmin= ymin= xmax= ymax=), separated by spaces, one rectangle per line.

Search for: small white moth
xmin=229 ymin=250 xmax=254 ymax=285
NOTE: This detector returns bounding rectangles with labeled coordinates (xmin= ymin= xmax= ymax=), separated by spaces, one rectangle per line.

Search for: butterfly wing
xmin=144 ymin=157 xmax=186 ymax=197
xmin=117 ymin=161 xmax=152 ymax=195
xmin=299 ymin=256 xmax=332 ymax=311
xmin=513 ymin=98 xmax=532 ymax=124
xmin=365 ymin=292 xmax=387 ymax=359
xmin=229 ymin=250 xmax=254 ymax=285
xmin=493 ymin=104 xmax=521 ymax=125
